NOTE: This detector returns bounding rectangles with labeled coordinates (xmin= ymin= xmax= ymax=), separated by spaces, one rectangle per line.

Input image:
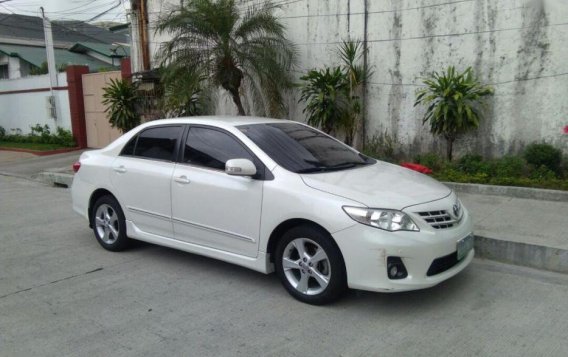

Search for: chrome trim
xmin=172 ymin=217 xmax=255 ymax=243
xmin=127 ymin=207 xmax=171 ymax=221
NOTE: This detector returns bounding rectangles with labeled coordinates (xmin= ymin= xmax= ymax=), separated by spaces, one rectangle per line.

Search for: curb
xmin=0 ymin=147 xmax=81 ymax=156
xmin=36 ymin=171 xmax=74 ymax=187
xmin=445 ymin=182 xmax=568 ymax=202
xmin=474 ymin=235 xmax=568 ymax=274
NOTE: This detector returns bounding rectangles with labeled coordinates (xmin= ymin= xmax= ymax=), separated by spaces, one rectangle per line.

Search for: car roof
xmin=141 ymin=116 xmax=298 ymax=128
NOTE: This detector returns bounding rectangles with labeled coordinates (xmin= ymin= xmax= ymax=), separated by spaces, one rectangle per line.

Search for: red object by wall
xmin=400 ymin=162 xmax=433 ymax=174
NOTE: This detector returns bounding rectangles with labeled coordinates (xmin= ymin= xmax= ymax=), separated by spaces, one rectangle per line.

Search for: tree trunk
xmin=446 ymin=137 xmax=454 ymax=161
xmin=229 ymin=88 xmax=246 ymax=116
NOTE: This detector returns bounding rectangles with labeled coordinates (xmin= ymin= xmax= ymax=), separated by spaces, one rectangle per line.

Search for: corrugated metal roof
xmin=0 ymin=13 xmax=127 ymax=45
xmin=69 ymin=42 xmax=130 ymax=57
xmin=0 ymin=44 xmax=113 ymax=71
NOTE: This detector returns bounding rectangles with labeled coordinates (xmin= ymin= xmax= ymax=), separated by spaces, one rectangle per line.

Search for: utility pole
xmin=40 ymin=7 xmax=59 ymax=121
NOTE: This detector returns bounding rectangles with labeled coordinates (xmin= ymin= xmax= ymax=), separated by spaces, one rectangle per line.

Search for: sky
xmin=0 ymin=0 xmax=129 ymax=23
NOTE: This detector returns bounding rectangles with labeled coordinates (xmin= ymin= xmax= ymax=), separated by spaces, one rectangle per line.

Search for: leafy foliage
xmin=298 ymin=40 xmax=370 ymax=143
xmin=338 ymin=40 xmax=371 ymax=146
xmin=0 ymin=126 xmax=5 ymax=140
xmin=102 ymin=78 xmax=140 ymax=133
xmin=362 ymin=130 xmax=400 ymax=162
xmin=415 ymin=66 xmax=494 ymax=161
xmin=159 ymin=67 xmax=214 ymax=117
xmin=523 ymin=142 xmax=562 ymax=174
xmin=0 ymin=124 xmax=75 ymax=147
xmin=155 ymin=0 xmax=298 ymax=117
xmin=299 ymin=67 xmax=348 ymax=134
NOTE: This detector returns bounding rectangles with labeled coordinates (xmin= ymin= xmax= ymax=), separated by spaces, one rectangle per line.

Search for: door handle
xmin=174 ymin=175 xmax=191 ymax=184
xmin=113 ymin=165 xmax=127 ymax=174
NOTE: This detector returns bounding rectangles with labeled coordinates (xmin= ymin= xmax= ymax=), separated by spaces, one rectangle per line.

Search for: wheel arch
xmin=88 ymin=188 xmax=119 ymax=228
xmin=266 ymin=218 xmax=345 ymax=265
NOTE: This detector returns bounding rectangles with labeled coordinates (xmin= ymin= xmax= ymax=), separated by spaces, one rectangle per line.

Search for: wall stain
xmin=512 ymin=0 xmax=551 ymax=153
xmin=387 ymin=5 xmax=403 ymax=141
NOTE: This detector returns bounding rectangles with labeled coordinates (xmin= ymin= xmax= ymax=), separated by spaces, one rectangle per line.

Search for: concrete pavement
xmin=1 ymin=175 xmax=568 ymax=356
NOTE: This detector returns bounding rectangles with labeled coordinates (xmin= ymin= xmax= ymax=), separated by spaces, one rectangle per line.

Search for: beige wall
xmin=82 ymin=71 xmax=123 ymax=148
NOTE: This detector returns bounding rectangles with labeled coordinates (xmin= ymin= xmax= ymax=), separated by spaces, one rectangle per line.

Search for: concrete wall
xmin=140 ymin=0 xmax=568 ymax=157
xmin=0 ymin=72 xmax=72 ymax=134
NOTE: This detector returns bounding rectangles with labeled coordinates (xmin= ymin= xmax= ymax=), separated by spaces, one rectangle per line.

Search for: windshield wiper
xmin=297 ymin=161 xmax=369 ymax=173
xmin=326 ymin=161 xmax=369 ymax=169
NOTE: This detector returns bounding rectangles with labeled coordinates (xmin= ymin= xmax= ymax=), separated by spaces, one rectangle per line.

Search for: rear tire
xmin=91 ymin=195 xmax=129 ymax=251
xmin=275 ymin=225 xmax=347 ymax=305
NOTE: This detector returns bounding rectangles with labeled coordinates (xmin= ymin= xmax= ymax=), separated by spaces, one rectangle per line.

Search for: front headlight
xmin=342 ymin=206 xmax=419 ymax=232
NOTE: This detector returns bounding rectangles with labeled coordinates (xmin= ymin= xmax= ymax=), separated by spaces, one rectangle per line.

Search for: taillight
xmin=72 ymin=161 xmax=81 ymax=173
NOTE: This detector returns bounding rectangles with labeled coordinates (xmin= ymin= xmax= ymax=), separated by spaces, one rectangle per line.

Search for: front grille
xmin=417 ymin=210 xmax=457 ymax=229
xmin=426 ymin=252 xmax=459 ymax=276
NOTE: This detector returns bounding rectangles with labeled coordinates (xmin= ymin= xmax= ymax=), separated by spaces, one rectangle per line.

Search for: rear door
xmin=111 ymin=125 xmax=184 ymax=238
xmin=171 ymin=125 xmax=264 ymax=258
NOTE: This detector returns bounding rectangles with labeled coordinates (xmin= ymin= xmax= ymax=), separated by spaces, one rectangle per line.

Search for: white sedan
xmin=71 ymin=117 xmax=474 ymax=305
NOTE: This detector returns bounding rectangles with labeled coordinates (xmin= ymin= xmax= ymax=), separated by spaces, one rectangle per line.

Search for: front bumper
xmin=332 ymin=205 xmax=474 ymax=293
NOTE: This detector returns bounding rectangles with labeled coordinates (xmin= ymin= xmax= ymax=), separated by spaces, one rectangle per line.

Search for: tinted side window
xmin=120 ymin=136 xmax=137 ymax=156
xmin=184 ymin=127 xmax=254 ymax=170
xmin=134 ymin=126 xmax=181 ymax=161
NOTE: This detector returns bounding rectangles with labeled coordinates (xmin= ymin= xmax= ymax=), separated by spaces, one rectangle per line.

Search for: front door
xmin=171 ymin=126 xmax=263 ymax=258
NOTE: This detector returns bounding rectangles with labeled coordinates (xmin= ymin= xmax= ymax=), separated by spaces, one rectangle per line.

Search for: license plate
xmin=457 ymin=234 xmax=474 ymax=261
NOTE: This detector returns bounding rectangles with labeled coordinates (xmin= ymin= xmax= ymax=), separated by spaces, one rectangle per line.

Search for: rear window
xmin=121 ymin=126 xmax=182 ymax=161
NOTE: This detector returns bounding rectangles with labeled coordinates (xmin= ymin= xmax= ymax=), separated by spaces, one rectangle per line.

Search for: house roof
xmin=69 ymin=42 xmax=130 ymax=58
xmin=0 ymin=13 xmax=127 ymax=46
xmin=0 ymin=43 xmax=111 ymax=71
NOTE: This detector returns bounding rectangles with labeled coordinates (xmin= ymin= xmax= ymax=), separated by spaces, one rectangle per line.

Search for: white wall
xmin=140 ymin=0 xmax=568 ymax=157
xmin=0 ymin=72 xmax=72 ymax=135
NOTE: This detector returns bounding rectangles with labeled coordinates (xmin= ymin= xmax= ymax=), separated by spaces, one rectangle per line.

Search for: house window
xmin=0 ymin=64 xmax=8 ymax=79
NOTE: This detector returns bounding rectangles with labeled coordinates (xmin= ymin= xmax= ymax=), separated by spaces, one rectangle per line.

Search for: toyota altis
xmin=71 ymin=117 xmax=474 ymax=304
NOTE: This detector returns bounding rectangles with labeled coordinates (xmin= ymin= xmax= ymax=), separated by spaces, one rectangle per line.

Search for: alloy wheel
xmin=94 ymin=204 xmax=120 ymax=245
xmin=282 ymin=238 xmax=331 ymax=295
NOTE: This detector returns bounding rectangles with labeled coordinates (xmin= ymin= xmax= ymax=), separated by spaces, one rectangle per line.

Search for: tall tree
xmin=415 ymin=66 xmax=494 ymax=161
xmin=155 ymin=0 xmax=298 ymax=117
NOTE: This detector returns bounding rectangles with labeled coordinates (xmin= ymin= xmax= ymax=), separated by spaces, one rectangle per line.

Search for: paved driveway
xmin=1 ymin=175 xmax=567 ymax=356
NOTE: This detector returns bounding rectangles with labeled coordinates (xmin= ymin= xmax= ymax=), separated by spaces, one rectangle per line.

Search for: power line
xmin=278 ymin=0 xmax=476 ymax=19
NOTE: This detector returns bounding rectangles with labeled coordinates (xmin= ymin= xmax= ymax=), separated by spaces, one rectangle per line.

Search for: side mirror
xmin=225 ymin=158 xmax=257 ymax=177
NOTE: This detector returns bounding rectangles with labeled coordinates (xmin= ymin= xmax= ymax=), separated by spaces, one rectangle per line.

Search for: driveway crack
xmin=0 ymin=267 xmax=103 ymax=299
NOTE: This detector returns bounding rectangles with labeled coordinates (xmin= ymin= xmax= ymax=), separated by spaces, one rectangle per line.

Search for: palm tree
xmin=155 ymin=0 xmax=298 ymax=117
xmin=414 ymin=66 xmax=494 ymax=161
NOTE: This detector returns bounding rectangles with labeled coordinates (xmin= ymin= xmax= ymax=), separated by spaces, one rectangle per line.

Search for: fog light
xmin=387 ymin=257 xmax=408 ymax=280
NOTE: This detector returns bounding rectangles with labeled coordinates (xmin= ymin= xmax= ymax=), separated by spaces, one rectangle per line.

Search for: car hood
xmin=300 ymin=161 xmax=451 ymax=210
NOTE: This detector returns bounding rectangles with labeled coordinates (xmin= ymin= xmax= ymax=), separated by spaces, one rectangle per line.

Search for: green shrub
xmin=1 ymin=124 xmax=75 ymax=147
xmin=53 ymin=127 xmax=75 ymax=147
xmin=529 ymin=165 xmax=557 ymax=180
xmin=456 ymin=154 xmax=491 ymax=175
xmin=362 ymin=131 xmax=399 ymax=162
xmin=0 ymin=126 xmax=5 ymax=139
xmin=492 ymin=156 xmax=526 ymax=178
xmin=414 ymin=153 xmax=445 ymax=171
xmin=524 ymin=143 xmax=562 ymax=174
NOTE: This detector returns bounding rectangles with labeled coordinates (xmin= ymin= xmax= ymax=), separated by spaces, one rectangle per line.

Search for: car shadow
xmin=126 ymin=240 xmax=475 ymax=310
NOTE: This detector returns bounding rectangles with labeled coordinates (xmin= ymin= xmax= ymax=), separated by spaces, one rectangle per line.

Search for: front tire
xmin=275 ymin=225 xmax=347 ymax=305
xmin=91 ymin=195 xmax=129 ymax=251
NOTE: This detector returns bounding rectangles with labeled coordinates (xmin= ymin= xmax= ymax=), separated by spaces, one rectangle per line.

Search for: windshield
xmin=238 ymin=122 xmax=375 ymax=173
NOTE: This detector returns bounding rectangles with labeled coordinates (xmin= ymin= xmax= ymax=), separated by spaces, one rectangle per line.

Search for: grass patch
xmin=0 ymin=141 xmax=70 ymax=151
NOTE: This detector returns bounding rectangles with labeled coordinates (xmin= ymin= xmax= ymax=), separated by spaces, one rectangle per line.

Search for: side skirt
xmin=126 ymin=221 xmax=273 ymax=274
